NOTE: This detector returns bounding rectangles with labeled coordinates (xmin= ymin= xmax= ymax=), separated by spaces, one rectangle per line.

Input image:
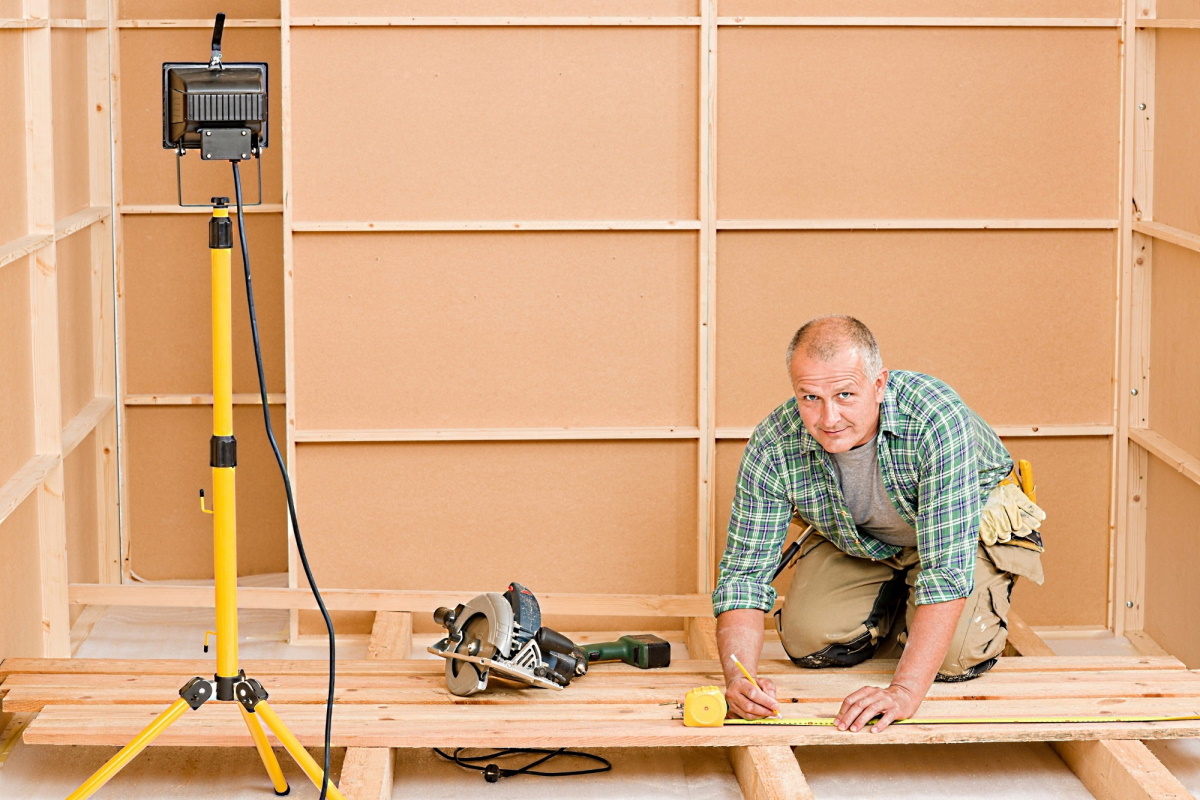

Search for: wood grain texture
xmin=0 ymin=30 xmax=28 ymax=244
xmin=367 ymin=612 xmax=412 ymax=661
xmin=0 ymin=497 xmax=45 ymax=659
xmin=1005 ymin=612 xmax=1057 ymax=657
xmin=729 ymin=746 xmax=815 ymax=800
xmin=718 ymin=0 xmax=1118 ymax=16
xmin=338 ymin=748 xmax=393 ymax=800
xmin=0 ymin=258 xmax=34 ymax=485
xmin=1051 ymin=739 xmax=1195 ymax=800
xmin=290 ymin=0 xmax=696 ymax=15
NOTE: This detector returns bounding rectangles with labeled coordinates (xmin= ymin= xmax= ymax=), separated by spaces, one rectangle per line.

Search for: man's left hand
xmin=834 ymin=683 xmax=922 ymax=733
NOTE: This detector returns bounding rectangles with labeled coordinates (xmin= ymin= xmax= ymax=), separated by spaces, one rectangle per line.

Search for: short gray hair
xmin=785 ymin=315 xmax=883 ymax=379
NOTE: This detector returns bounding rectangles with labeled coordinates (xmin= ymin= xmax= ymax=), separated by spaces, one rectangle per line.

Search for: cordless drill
xmin=582 ymin=634 xmax=671 ymax=669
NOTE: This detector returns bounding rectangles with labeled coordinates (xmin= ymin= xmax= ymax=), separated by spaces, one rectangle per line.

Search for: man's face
xmin=789 ymin=348 xmax=887 ymax=454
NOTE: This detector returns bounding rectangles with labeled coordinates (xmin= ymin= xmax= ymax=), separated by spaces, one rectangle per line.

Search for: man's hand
xmin=835 ymin=683 xmax=921 ymax=733
xmin=725 ymin=674 xmax=779 ymax=720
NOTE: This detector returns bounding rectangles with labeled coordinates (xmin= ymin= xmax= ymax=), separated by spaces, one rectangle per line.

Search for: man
xmin=713 ymin=315 xmax=1045 ymax=733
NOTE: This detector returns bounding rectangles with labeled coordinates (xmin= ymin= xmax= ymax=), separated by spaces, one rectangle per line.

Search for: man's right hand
xmin=725 ymin=674 xmax=779 ymax=719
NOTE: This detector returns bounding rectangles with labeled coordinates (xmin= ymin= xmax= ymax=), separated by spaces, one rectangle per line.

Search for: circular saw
xmin=428 ymin=583 xmax=587 ymax=697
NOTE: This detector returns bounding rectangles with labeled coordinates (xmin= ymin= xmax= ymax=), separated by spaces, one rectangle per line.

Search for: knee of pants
xmin=937 ymin=580 xmax=1012 ymax=679
xmin=777 ymin=601 xmax=881 ymax=669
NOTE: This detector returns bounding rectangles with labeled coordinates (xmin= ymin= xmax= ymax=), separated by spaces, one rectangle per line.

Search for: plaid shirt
xmin=713 ymin=370 xmax=1013 ymax=615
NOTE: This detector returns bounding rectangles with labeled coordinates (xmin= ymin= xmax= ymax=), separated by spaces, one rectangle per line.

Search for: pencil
xmin=730 ymin=653 xmax=781 ymax=719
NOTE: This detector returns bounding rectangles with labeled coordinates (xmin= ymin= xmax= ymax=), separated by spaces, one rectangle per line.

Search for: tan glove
xmin=980 ymin=483 xmax=1046 ymax=546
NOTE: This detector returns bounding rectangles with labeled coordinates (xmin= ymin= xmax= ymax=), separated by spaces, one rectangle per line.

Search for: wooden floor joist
xmin=729 ymin=745 xmax=815 ymax=800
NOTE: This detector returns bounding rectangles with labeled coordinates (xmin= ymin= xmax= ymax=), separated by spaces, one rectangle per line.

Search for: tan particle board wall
xmin=1144 ymin=458 xmax=1200 ymax=668
xmin=289 ymin=27 xmax=698 ymax=222
xmin=118 ymin=0 xmax=280 ymax=18
xmin=719 ymin=0 xmax=1120 ymax=16
xmin=51 ymin=28 xmax=91 ymax=222
xmin=291 ymin=0 xmax=696 ymax=15
xmin=64 ymin=431 xmax=101 ymax=623
xmin=292 ymin=231 xmax=698 ymax=430
xmin=0 ymin=259 xmax=35 ymax=485
xmin=56 ymin=230 xmax=95 ymax=429
xmin=714 ymin=436 xmax=1111 ymax=627
xmin=715 ymin=230 xmax=1118 ymax=429
xmin=1153 ymin=30 xmax=1200 ymax=235
xmin=121 ymin=214 xmax=285 ymax=396
xmin=124 ymin=405 xmax=289 ymax=580
xmin=0 ymin=497 xmax=44 ymax=659
xmin=1148 ymin=241 xmax=1200 ymax=459
xmin=0 ymin=30 xmax=28 ymax=244
xmin=717 ymin=27 xmax=1120 ymax=220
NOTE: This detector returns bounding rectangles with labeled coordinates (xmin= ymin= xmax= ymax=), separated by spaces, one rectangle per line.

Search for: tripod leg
xmin=253 ymin=701 xmax=347 ymax=800
xmin=239 ymin=704 xmax=291 ymax=796
xmin=67 ymin=698 xmax=192 ymax=800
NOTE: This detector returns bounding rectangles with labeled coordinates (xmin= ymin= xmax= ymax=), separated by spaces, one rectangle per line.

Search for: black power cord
xmin=232 ymin=161 xmax=337 ymax=800
xmin=433 ymin=747 xmax=612 ymax=783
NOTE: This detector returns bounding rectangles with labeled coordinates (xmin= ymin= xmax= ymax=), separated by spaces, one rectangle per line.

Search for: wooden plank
xmin=1132 ymin=219 xmax=1200 ymax=254
xmin=1005 ymin=612 xmax=1058 ymax=657
xmin=1137 ymin=18 xmax=1200 ymax=27
xmin=338 ymin=748 xmax=393 ymax=800
xmin=294 ymin=426 xmax=702 ymax=442
xmin=717 ymin=218 xmax=1119 ymax=230
xmin=119 ymin=203 xmax=284 ymax=214
xmin=698 ymin=0 xmax=717 ymax=595
xmin=0 ymin=232 xmax=53 ymax=269
xmin=60 ymin=396 xmax=115 ymax=458
xmin=293 ymin=220 xmax=702 ymax=231
xmin=22 ymin=702 xmax=1200 ymax=748
xmin=729 ymin=745 xmax=815 ymax=800
xmin=0 ymin=453 xmax=60 ymax=528
xmin=0 ymin=711 xmax=35 ymax=766
xmin=367 ymin=612 xmax=412 ymax=661
xmin=1129 ymin=428 xmax=1200 ymax=487
xmin=715 ymin=425 xmax=1116 ymax=439
xmin=685 ymin=616 xmax=719 ymax=660
xmin=1052 ymin=739 xmax=1195 ymax=800
xmin=53 ymin=205 xmax=108 ymax=240
xmin=715 ymin=17 xmax=1121 ymax=27
xmin=67 ymin=605 xmax=107 ymax=656
xmin=281 ymin=0 xmax=300 ymax=644
xmin=124 ymin=393 xmax=287 ymax=406
xmin=288 ymin=16 xmax=703 ymax=26
xmin=1126 ymin=630 xmax=1172 ymax=657
xmin=116 ymin=19 xmax=282 ymax=28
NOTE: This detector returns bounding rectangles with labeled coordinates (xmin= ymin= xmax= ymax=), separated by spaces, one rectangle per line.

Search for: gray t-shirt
xmin=829 ymin=436 xmax=918 ymax=548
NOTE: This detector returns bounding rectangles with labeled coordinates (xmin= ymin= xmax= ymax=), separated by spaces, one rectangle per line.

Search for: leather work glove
xmin=979 ymin=483 xmax=1046 ymax=546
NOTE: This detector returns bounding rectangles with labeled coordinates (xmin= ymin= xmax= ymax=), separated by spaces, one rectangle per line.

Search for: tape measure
xmin=681 ymin=686 xmax=1200 ymax=728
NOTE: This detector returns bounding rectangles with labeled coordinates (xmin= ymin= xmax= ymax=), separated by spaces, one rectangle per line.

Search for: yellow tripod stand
xmin=68 ymin=199 xmax=345 ymax=800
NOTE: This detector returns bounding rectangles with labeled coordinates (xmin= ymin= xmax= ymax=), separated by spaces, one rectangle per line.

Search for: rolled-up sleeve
xmin=712 ymin=441 xmax=793 ymax=616
xmin=913 ymin=405 xmax=981 ymax=606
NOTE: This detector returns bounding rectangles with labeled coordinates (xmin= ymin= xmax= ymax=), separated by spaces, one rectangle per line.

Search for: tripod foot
xmin=274 ymin=788 xmax=291 ymax=797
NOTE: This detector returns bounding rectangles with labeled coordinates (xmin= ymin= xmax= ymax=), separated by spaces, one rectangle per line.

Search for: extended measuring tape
xmin=681 ymin=686 xmax=1200 ymax=728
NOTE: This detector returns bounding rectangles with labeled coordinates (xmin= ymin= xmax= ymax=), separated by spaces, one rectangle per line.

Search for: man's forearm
xmin=716 ymin=608 xmax=766 ymax=684
xmin=891 ymin=597 xmax=967 ymax=698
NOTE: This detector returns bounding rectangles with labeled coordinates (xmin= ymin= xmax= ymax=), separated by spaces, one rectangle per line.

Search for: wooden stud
xmin=1126 ymin=629 xmax=1172 ymax=657
xmin=697 ymin=0 xmax=717 ymax=594
xmin=119 ymin=203 xmax=284 ymax=214
xmin=338 ymin=748 xmax=394 ymax=800
xmin=1129 ymin=428 xmax=1200 ymax=487
xmin=0 ymin=454 xmax=60 ymax=528
xmin=717 ymin=218 xmax=1119 ymax=230
xmin=366 ymin=612 xmax=412 ymax=661
xmin=116 ymin=19 xmax=282 ymax=29
xmin=1004 ymin=612 xmax=1057 ymax=657
xmin=293 ymin=220 xmax=701 ymax=232
xmin=281 ymin=0 xmax=300 ymax=643
xmin=1134 ymin=18 xmax=1200 ymax=27
xmin=61 ymin=397 xmax=116 ymax=458
xmin=68 ymin=604 xmax=107 ymax=655
xmin=124 ymin=392 xmax=287 ymax=406
xmin=1132 ymin=219 xmax=1200 ymax=253
xmin=728 ymin=746 xmax=816 ymax=800
xmin=716 ymin=17 xmax=1120 ymax=28
xmin=0 ymin=232 xmax=54 ymax=269
xmin=288 ymin=17 xmax=702 ymax=27
xmin=1051 ymin=739 xmax=1194 ymax=800
xmin=684 ymin=615 xmax=719 ymax=660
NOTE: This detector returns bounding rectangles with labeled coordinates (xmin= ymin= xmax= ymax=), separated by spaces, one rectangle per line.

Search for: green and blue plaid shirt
xmin=713 ymin=370 xmax=1013 ymax=615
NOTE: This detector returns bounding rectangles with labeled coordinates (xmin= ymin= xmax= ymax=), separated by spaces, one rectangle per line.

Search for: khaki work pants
xmin=777 ymin=534 xmax=1023 ymax=679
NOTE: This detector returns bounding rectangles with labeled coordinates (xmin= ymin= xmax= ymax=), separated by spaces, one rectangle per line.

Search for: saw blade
xmin=445 ymin=614 xmax=497 ymax=697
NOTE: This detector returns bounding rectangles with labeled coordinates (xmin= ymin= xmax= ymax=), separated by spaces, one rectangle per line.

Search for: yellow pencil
xmin=730 ymin=654 xmax=781 ymax=719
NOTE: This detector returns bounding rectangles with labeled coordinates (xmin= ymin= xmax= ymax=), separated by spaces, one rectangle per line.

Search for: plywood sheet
xmin=714 ymin=230 xmax=1117 ymax=428
xmin=1149 ymin=241 xmax=1200 ymax=458
xmin=292 ymin=0 xmax=695 ymax=14
xmin=0 ymin=31 xmax=28 ymax=246
xmin=1144 ymin=457 xmax=1200 ymax=668
xmin=717 ymin=27 xmax=1120 ymax=220
xmin=720 ymin=0 xmax=1119 ymax=15
xmin=293 ymin=231 xmax=697 ymax=429
xmin=64 ymin=430 xmax=100 ymax=588
xmin=57 ymin=229 xmax=94 ymax=428
xmin=0 ymin=258 xmax=35 ymax=485
xmin=290 ymin=27 xmax=697 ymax=221
xmin=118 ymin=29 xmax=282 ymax=206
xmin=714 ymin=436 xmax=1110 ymax=627
xmin=294 ymin=440 xmax=698 ymax=633
xmin=122 ymin=214 xmax=284 ymax=395
xmin=51 ymin=29 xmax=91 ymax=220
xmin=49 ymin=0 xmax=88 ymax=17
xmin=124 ymin=405 xmax=289 ymax=579
xmin=0 ymin=495 xmax=43 ymax=659
xmin=1153 ymin=30 xmax=1200 ymax=238
xmin=119 ymin=0 xmax=279 ymax=17
xmin=1157 ymin=2 xmax=1200 ymax=21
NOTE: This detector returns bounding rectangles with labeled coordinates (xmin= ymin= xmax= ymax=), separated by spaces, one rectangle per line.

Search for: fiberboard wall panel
xmin=292 ymin=232 xmax=698 ymax=430
xmin=65 ymin=431 xmax=101 ymax=598
xmin=119 ymin=1 xmax=280 ymax=17
xmin=717 ymin=27 xmax=1120 ymax=220
xmin=51 ymin=28 xmax=91 ymax=221
xmin=296 ymin=440 xmax=698 ymax=634
xmin=122 ymin=214 xmax=285 ymax=396
xmin=1149 ymin=241 xmax=1200 ymax=459
xmin=714 ymin=436 xmax=1111 ymax=626
xmin=0 ymin=259 xmax=35 ymax=486
xmin=719 ymin=0 xmax=1119 ymax=15
xmin=0 ymin=496 xmax=44 ymax=658
xmin=0 ymin=30 xmax=27 ymax=245
xmin=124 ymin=406 xmax=288 ymax=580
xmin=1144 ymin=457 xmax=1200 ymax=668
xmin=293 ymin=0 xmax=695 ymax=13
xmin=118 ymin=28 xmax=282 ymax=207
xmin=714 ymin=230 xmax=1117 ymax=429
xmin=289 ymin=27 xmax=698 ymax=222
xmin=1153 ymin=30 xmax=1200 ymax=239
xmin=57 ymin=229 xmax=95 ymax=428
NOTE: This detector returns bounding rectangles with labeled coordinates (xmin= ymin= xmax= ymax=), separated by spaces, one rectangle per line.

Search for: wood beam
xmin=367 ymin=612 xmax=412 ymax=661
xmin=338 ymin=748 xmax=393 ymax=800
xmin=1129 ymin=428 xmax=1200 ymax=488
xmin=1132 ymin=219 xmax=1200 ymax=254
xmin=294 ymin=426 xmax=701 ymax=443
xmin=1052 ymin=739 xmax=1194 ymax=800
xmin=728 ymin=746 xmax=816 ymax=800
xmin=684 ymin=616 xmax=719 ymax=660
xmin=1005 ymin=612 xmax=1057 ymax=657
xmin=293 ymin=219 xmax=701 ymax=232
xmin=124 ymin=393 xmax=287 ymax=406
xmin=718 ymin=218 xmax=1118 ymax=230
